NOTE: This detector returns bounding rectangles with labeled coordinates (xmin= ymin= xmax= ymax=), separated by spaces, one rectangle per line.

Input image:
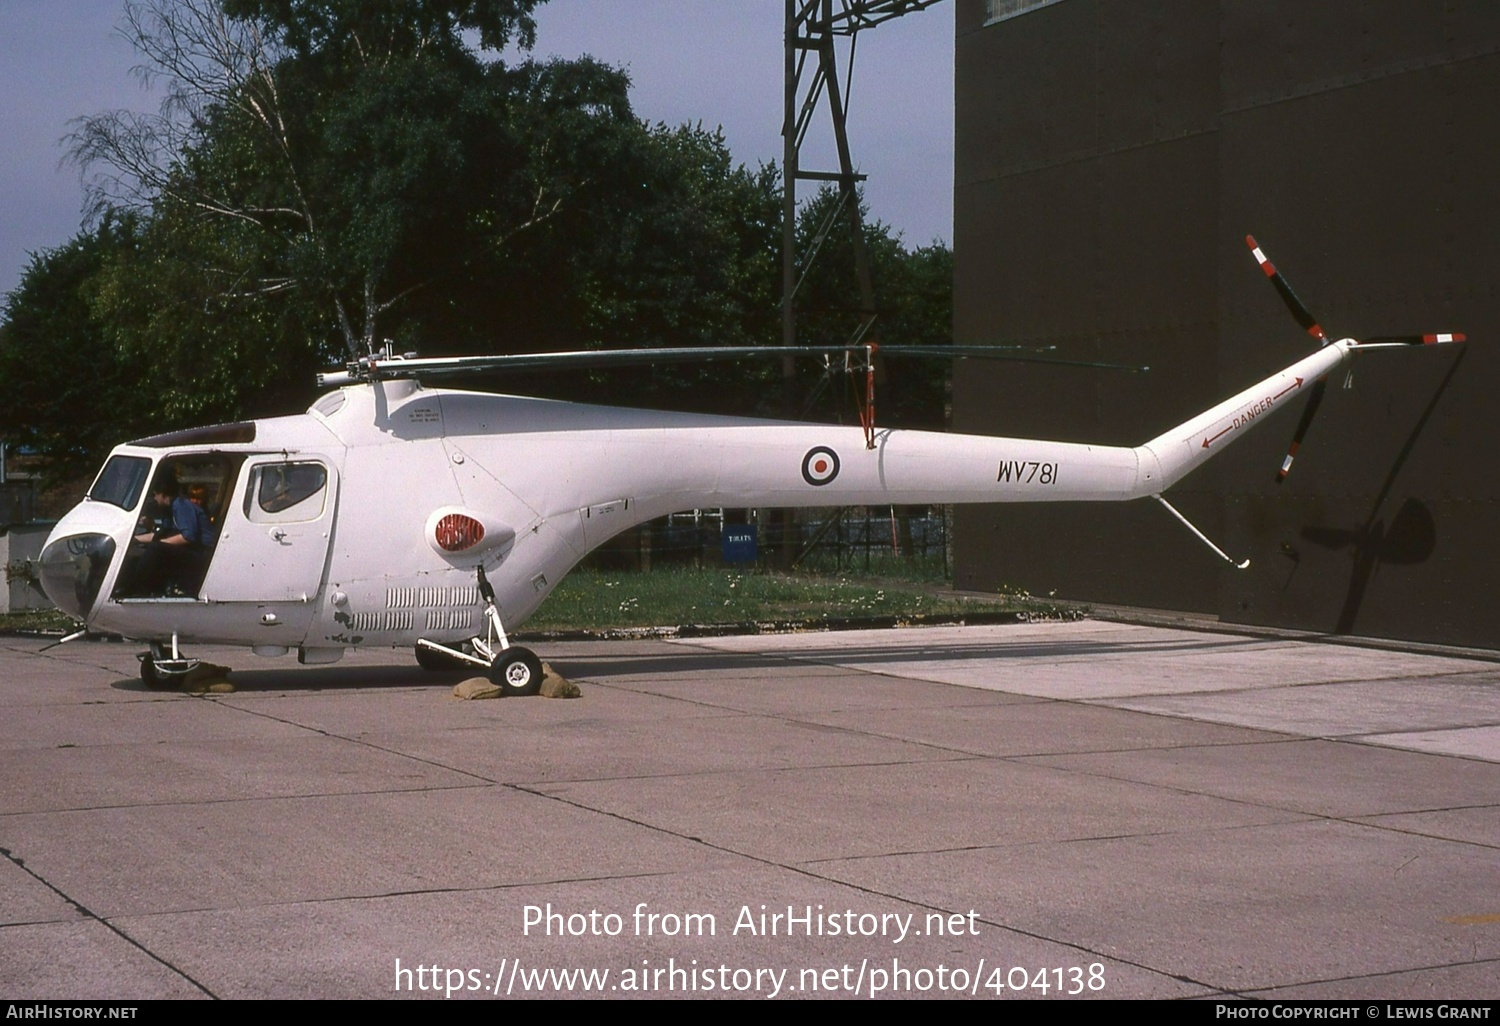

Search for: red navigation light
xmin=434 ymin=513 xmax=485 ymax=552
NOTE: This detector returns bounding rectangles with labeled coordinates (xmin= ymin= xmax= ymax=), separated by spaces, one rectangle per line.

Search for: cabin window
xmin=88 ymin=455 xmax=151 ymax=511
xmin=244 ymin=463 xmax=328 ymax=523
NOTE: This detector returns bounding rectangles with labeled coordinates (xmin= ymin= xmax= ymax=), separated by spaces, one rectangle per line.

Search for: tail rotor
xmin=1245 ymin=235 xmax=1332 ymax=482
xmin=1244 ymin=235 xmax=1463 ymax=483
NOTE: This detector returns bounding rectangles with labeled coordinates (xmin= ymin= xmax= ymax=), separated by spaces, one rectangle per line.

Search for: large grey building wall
xmin=952 ymin=0 xmax=1500 ymax=647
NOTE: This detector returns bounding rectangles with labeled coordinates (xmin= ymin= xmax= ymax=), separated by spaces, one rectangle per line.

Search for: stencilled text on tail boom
xmin=996 ymin=460 xmax=1058 ymax=485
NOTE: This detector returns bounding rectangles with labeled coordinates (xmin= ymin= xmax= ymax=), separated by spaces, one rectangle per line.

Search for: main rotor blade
xmin=882 ymin=345 xmax=1149 ymax=372
xmin=320 ymin=344 xmax=1148 ymax=385
xmin=1246 ymin=235 xmax=1328 ymax=344
xmin=1276 ymin=377 xmax=1328 ymax=484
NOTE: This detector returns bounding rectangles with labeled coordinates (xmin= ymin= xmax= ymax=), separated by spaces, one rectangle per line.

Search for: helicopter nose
xmin=38 ymin=533 xmax=117 ymax=621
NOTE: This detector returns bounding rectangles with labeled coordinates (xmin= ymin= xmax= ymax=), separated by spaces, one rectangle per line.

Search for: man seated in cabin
xmin=130 ymin=483 xmax=218 ymax=596
xmin=187 ymin=483 xmax=213 ymax=518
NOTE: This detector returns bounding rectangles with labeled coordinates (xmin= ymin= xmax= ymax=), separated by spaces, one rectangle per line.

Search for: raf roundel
xmin=801 ymin=446 xmax=841 ymax=486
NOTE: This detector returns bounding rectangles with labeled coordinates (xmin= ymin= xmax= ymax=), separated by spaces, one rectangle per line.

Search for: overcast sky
xmin=0 ymin=0 xmax=954 ymax=301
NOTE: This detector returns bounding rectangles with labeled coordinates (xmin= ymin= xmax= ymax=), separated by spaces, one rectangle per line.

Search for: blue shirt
xmin=171 ymin=496 xmax=217 ymax=547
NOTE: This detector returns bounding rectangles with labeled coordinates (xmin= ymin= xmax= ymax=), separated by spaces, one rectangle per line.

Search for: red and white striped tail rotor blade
xmin=1246 ymin=235 xmax=1328 ymax=344
xmin=1362 ymin=333 xmax=1467 ymax=346
xmin=1275 ymin=377 xmax=1328 ymax=485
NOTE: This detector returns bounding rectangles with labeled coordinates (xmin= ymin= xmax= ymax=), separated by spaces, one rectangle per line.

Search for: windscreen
xmin=87 ymin=455 xmax=151 ymax=511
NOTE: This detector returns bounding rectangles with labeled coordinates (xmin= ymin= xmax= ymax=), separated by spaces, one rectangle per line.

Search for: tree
xmin=790 ymin=185 xmax=953 ymax=430
xmin=70 ymin=0 xmax=576 ymax=362
xmin=4 ymin=1 xmax=949 ymax=487
xmin=71 ymin=1 xmax=797 ymax=417
xmin=221 ymin=0 xmax=541 ymax=57
xmin=0 ymin=216 xmax=158 ymax=485
xmin=507 ymin=125 xmax=785 ymax=414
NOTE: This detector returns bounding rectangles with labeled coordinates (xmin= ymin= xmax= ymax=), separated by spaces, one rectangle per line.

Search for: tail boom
xmin=1136 ymin=340 xmax=1352 ymax=493
xmin=611 ymin=341 xmax=1353 ymax=517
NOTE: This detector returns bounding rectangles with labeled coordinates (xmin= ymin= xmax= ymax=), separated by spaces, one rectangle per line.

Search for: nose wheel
xmin=139 ymin=655 xmax=194 ymax=689
xmin=140 ymin=635 xmax=199 ymax=689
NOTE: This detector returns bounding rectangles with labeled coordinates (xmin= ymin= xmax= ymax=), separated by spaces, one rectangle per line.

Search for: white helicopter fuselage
xmin=39 ymin=341 xmax=1351 ymax=662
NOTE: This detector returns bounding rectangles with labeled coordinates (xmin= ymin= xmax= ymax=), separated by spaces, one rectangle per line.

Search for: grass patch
xmin=0 ymin=569 xmax=1071 ymax=637
xmin=792 ymin=550 xmax=953 ymax=583
xmin=523 ymin=566 xmax=1065 ymax=632
xmin=0 ymin=609 xmax=79 ymax=633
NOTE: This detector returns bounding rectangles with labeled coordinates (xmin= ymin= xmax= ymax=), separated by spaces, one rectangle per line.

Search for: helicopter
xmin=36 ymin=238 xmax=1464 ymax=694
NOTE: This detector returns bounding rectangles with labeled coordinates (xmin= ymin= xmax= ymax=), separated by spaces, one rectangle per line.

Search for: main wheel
xmin=488 ymin=646 xmax=543 ymax=697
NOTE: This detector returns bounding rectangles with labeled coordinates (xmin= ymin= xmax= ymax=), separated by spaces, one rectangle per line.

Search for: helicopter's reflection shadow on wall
xmin=1280 ymin=350 xmax=1463 ymax=635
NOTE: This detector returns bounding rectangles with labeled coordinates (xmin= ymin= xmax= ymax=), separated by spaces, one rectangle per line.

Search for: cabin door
xmin=200 ymin=458 xmax=339 ymax=603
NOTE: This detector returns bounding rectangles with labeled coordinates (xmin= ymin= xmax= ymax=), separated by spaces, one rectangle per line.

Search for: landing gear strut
xmin=415 ymin=565 xmax=543 ymax=697
xmin=415 ymin=641 xmax=473 ymax=671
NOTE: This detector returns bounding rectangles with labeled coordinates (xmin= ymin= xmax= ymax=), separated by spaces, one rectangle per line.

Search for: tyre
xmin=488 ymin=646 xmax=543 ymax=697
xmin=139 ymin=656 xmax=184 ymax=690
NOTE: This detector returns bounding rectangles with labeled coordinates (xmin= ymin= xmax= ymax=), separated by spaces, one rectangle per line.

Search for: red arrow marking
xmin=1201 ymin=425 xmax=1235 ymax=449
xmin=1273 ymin=377 xmax=1304 ymax=400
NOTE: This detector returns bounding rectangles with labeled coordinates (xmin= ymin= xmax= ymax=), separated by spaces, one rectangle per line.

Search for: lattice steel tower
xmin=781 ymin=0 xmax=945 ymax=376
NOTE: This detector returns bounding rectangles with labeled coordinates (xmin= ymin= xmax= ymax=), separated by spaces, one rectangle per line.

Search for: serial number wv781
xmin=997 ymin=460 xmax=1057 ymax=485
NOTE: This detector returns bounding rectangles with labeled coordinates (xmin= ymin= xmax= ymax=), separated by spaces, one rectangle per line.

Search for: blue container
xmin=721 ymin=524 xmax=758 ymax=564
